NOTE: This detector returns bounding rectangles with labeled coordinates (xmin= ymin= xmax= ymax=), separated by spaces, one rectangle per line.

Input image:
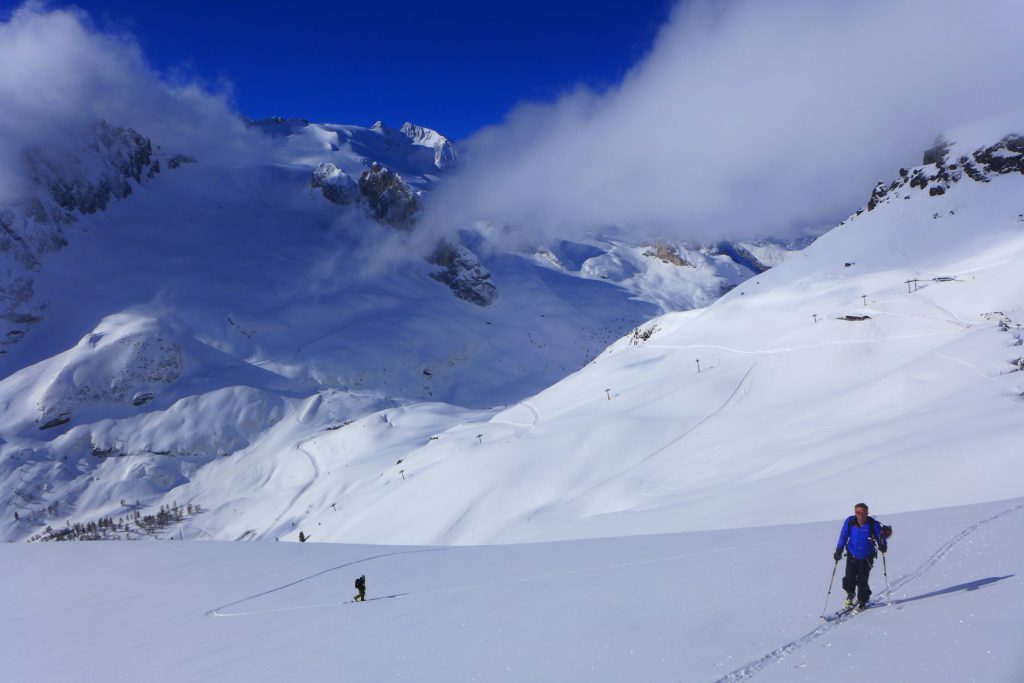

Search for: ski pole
xmin=881 ymin=551 xmax=891 ymax=606
xmin=821 ymin=558 xmax=839 ymax=617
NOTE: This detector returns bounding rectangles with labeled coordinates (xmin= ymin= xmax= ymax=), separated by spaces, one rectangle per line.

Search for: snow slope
xmin=0 ymin=117 xmax=776 ymax=544
xmin=320 ymin=129 xmax=1024 ymax=544
xmin=82 ymin=123 xmax=1023 ymax=547
xmin=2 ymin=497 xmax=1021 ymax=682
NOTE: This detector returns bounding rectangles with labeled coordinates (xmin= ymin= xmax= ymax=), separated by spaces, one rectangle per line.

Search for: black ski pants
xmin=842 ymin=555 xmax=874 ymax=603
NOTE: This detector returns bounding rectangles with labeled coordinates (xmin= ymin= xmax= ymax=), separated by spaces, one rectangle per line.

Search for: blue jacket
xmin=836 ymin=516 xmax=884 ymax=560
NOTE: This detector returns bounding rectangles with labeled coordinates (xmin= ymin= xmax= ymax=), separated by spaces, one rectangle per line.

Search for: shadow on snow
xmin=892 ymin=575 xmax=1014 ymax=606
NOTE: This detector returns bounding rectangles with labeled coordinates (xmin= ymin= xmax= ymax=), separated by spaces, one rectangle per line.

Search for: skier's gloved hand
xmin=833 ymin=549 xmax=843 ymax=561
xmin=878 ymin=541 xmax=887 ymax=553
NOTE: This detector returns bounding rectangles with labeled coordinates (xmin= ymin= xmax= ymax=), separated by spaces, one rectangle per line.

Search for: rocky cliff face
xmin=24 ymin=121 xmax=161 ymax=216
xmin=866 ymin=133 xmax=1024 ymax=211
xmin=0 ymin=121 xmax=181 ymax=354
xmin=642 ymin=242 xmax=690 ymax=267
xmin=311 ymin=163 xmax=359 ymax=205
xmin=357 ymin=162 xmax=420 ymax=228
xmin=428 ymin=240 xmax=498 ymax=306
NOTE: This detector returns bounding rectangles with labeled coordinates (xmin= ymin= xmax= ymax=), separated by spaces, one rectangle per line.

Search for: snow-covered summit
xmin=367 ymin=120 xmax=457 ymax=172
xmin=399 ymin=121 xmax=458 ymax=170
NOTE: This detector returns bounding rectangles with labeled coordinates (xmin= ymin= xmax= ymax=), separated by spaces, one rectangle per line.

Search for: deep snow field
xmin=3 ymin=497 xmax=1021 ymax=682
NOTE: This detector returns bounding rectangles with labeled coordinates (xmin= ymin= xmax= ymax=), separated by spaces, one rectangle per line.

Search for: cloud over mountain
xmin=0 ymin=2 xmax=260 ymax=203
xmin=426 ymin=0 xmax=1024 ymax=243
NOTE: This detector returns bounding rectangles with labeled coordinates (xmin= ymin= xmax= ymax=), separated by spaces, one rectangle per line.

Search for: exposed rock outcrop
xmin=311 ymin=163 xmax=359 ymax=205
xmin=247 ymin=116 xmax=310 ymax=137
xmin=167 ymin=154 xmax=196 ymax=170
xmin=1 ymin=120 xmax=184 ymax=354
xmin=714 ymin=241 xmax=770 ymax=274
xmin=643 ymin=242 xmax=691 ymax=267
xmin=866 ymin=133 xmax=1024 ymax=212
xmin=24 ymin=120 xmax=160 ymax=216
xmin=358 ymin=162 xmax=419 ymax=228
xmin=428 ymin=241 xmax=498 ymax=306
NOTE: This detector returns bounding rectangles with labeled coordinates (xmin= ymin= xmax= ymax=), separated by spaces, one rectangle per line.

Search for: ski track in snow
xmin=263 ymin=437 xmax=321 ymax=538
xmin=713 ymin=502 xmax=1024 ymax=683
xmin=490 ymin=400 xmax=540 ymax=435
xmin=551 ymin=363 xmax=757 ymax=514
xmin=523 ymin=401 xmax=540 ymax=427
xmin=931 ymin=352 xmax=1024 ymax=408
xmin=932 ymin=351 xmax=995 ymax=380
xmin=643 ymin=363 xmax=756 ymax=463
xmin=645 ymin=330 xmax=962 ymax=358
xmin=206 ymin=547 xmax=448 ymax=617
xmin=207 ymin=540 xmax=769 ymax=619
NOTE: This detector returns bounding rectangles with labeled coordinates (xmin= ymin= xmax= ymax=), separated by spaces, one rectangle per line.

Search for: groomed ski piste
xmin=2 ymin=497 xmax=1021 ymax=681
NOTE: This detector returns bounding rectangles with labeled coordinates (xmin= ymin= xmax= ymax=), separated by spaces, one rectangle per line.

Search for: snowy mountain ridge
xmin=396 ymin=121 xmax=458 ymax=170
xmin=2 ymin=117 xmax=1021 ymax=547
xmin=0 ymin=120 xmax=193 ymax=355
xmin=0 ymin=113 xmax=785 ymax=544
xmin=865 ymin=128 xmax=1024 ymax=213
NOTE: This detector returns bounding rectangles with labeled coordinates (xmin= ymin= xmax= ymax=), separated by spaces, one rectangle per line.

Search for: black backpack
xmin=865 ymin=516 xmax=893 ymax=543
xmin=355 ymin=575 xmax=365 ymax=590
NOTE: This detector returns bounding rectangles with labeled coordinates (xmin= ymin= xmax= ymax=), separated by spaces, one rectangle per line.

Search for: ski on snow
xmin=821 ymin=602 xmax=880 ymax=622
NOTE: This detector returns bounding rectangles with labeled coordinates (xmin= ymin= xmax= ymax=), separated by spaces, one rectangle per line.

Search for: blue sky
xmin=4 ymin=0 xmax=1019 ymax=241
xmin=5 ymin=0 xmax=674 ymax=140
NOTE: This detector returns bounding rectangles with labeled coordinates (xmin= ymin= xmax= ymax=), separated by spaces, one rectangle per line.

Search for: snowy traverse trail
xmin=208 ymin=539 xmax=764 ymax=619
xmin=644 ymin=329 xmax=963 ymax=358
xmin=207 ymin=547 xmax=448 ymax=617
xmin=489 ymin=400 xmax=540 ymax=435
xmin=263 ymin=438 xmax=321 ymax=536
xmin=714 ymin=502 xmax=1024 ymax=682
xmin=264 ymin=402 xmax=325 ymax=537
xmin=642 ymin=362 xmax=756 ymax=463
xmin=5 ymin=498 xmax=1021 ymax=682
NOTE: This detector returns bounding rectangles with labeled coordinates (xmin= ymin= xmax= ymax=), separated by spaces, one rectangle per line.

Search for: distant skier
xmin=353 ymin=574 xmax=366 ymax=602
xmin=833 ymin=502 xmax=891 ymax=610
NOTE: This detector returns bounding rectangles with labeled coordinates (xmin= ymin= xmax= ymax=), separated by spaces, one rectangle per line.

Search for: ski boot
xmin=843 ymin=594 xmax=856 ymax=610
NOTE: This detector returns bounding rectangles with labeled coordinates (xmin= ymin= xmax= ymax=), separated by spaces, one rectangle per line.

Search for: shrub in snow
xmin=629 ymin=324 xmax=659 ymax=345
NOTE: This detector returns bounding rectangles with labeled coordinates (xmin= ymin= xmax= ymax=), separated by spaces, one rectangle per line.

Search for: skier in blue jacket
xmin=834 ymin=502 xmax=889 ymax=610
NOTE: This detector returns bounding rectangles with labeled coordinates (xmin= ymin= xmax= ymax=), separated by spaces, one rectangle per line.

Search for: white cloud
xmin=426 ymin=0 xmax=1024 ymax=244
xmin=0 ymin=2 xmax=261 ymax=203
